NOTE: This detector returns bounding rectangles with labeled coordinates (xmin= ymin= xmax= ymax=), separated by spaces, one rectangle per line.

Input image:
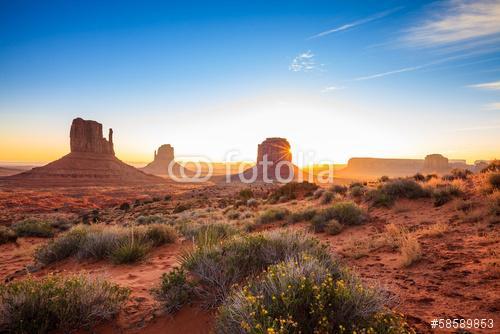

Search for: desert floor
xmin=0 ymin=175 xmax=498 ymax=333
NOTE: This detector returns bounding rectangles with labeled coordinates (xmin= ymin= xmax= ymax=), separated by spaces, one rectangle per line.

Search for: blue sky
xmin=0 ymin=0 xmax=499 ymax=164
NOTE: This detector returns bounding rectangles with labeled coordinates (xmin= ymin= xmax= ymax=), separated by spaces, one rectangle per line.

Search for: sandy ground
xmin=0 ymin=178 xmax=499 ymax=333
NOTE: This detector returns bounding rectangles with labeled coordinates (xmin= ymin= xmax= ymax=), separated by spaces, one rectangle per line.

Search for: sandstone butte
xmin=2 ymin=118 xmax=164 ymax=186
xmin=232 ymin=137 xmax=299 ymax=182
xmin=141 ymin=144 xmax=193 ymax=177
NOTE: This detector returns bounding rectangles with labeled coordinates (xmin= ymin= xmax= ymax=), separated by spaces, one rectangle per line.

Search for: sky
xmin=0 ymin=0 xmax=499 ymax=166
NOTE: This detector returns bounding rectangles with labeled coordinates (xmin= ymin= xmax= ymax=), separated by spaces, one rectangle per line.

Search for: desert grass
xmin=421 ymin=222 xmax=448 ymax=237
xmin=35 ymin=224 xmax=177 ymax=265
xmin=399 ymin=235 xmax=422 ymax=267
xmin=0 ymin=274 xmax=129 ymax=333
xmin=342 ymin=223 xmax=422 ymax=267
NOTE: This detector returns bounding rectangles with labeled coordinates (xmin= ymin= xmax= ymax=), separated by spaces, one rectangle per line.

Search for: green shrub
xmin=192 ymin=223 xmax=238 ymax=248
xmin=173 ymin=203 xmax=190 ymax=213
xmin=368 ymin=179 xmax=430 ymax=207
xmin=152 ymin=267 xmax=194 ymax=314
xmin=269 ymin=182 xmax=318 ymax=202
xmin=180 ymin=230 xmax=332 ymax=307
xmin=367 ymin=189 xmax=394 ymax=208
xmin=119 ymin=202 xmax=130 ymax=211
xmin=381 ymin=179 xmax=430 ymax=199
xmin=0 ymin=274 xmax=129 ymax=333
xmin=136 ymin=214 xmax=167 ymax=225
xmin=325 ymin=220 xmax=344 ymax=235
xmin=11 ymin=219 xmax=54 ymax=238
xmin=488 ymin=173 xmax=500 ymax=190
xmin=0 ymin=226 xmax=17 ymax=244
xmin=35 ymin=227 xmax=88 ymax=265
xmin=239 ymin=189 xmax=254 ymax=200
xmin=256 ymin=208 xmax=290 ymax=224
xmin=76 ymin=227 xmax=125 ymax=260
xmin=310 ymin=202 xmax=365 ymax=233
xmin=329 ymin=184 xmax=348 ymax=195
xmin=349 ymin=185 xmax=365 ymax=197
xmin=144 ymin=224 xmax=177 ymax=246
xmin=379 ymin=175 xmax=390 ymax=182
xmin=451 ymin=168 xmax=472 ymax=180
xmin=413 ymin=173 xmax=425 ymax=182
xmin=215 ymin=255 xmax=411 ymax=334
xmin=320 ymin=191 xmax=335 ymax=204
xmin=324 ymin=202 xmax=366 ymax=226
xmin=481 ymin=160 xmax=500 ymax=173
xmin=425 ymin=174 xmax=437 ymax=181
xmin=432 ymin=185 xmax=463 ymax=207
xmin=110 ymin=237 xmax=151 ymax=264
xmin=286 ymin=208 xmax=317 ymax=224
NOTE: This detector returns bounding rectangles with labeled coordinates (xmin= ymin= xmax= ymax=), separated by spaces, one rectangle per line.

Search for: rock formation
xmin=70 ymin=118 xmax=114 ymax=155
xmin=337 ymin=154 xmax=456 ymax=179
xmin=422 ymin=154 xmax=449 ymax=173
xmin=3 ymin=118 xmax=163 ymax=186
xmin=141 ymin=144 xmax=185 ymax=176
xmin=232 ymin=137 xmax=298 ymax=182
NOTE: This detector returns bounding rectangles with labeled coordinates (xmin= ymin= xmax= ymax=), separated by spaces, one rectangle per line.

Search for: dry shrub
xmin=11 ymin=219 xmax=54 ymax=238
xmin=379 ymin=224 xmax=422 ymax=266
xmin=179 ymin=230 xmax=331 ymax=307
xmin=400 ymin=235 xmax=422 ymax=267
xmin=0 ymin=226 xmax=17 ymax=244
xmin=0 ymin=274 xmax=129 ymax=333
xmin=215 ymin=255 xmax=411 ymax=334
xmin=421 ymin=223 xmax=448 ymax=237
xmin=35 ymin=224 xmax=176 ymax=266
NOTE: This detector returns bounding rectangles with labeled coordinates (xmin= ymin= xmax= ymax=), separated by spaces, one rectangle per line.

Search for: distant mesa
xmin=2 ymin=118 xmax=164 ymax=186
xmin=336 ymin=153 xmax=483 ymax=179
xmin=233 ymin=137 xmax=299 ymax=182
xmin=422 ymin=154 xmax=449 ymax=173
xmin=141 ymin=144 xmax=192 ymax=177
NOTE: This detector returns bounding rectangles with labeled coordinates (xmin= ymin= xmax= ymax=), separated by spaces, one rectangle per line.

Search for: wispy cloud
xmin=353 ymin=65 xmax=425 ymax=81
xmin=485 ymin=102 xmax=500 ymax=110
xmin=468 ymin=81 xmax=500 ymax=90
xmin=405 ymin=0 xmax=500 ymax=48
xmin=352 ymin=52 xmax=494 ymax=81
xmin=289 ymin=51 xmax=317 ymax=72
xmin=309 ymin=7 xmax=402 ymax=39
xmin=321 ymin=86 xmax=345 ymax=93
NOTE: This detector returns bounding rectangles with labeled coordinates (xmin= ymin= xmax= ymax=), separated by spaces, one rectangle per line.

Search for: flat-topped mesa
xmin=423 ymin=154 xmax=449 ymax=172
xmin=70 ymin=118 xmax=114 ymax=155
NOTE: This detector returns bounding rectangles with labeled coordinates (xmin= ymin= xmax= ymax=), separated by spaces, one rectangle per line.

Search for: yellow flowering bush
xmin=180 ymin=230 xmax=334 ymax=307
xmin=215 ymin=255 xmax=413 ymax=334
